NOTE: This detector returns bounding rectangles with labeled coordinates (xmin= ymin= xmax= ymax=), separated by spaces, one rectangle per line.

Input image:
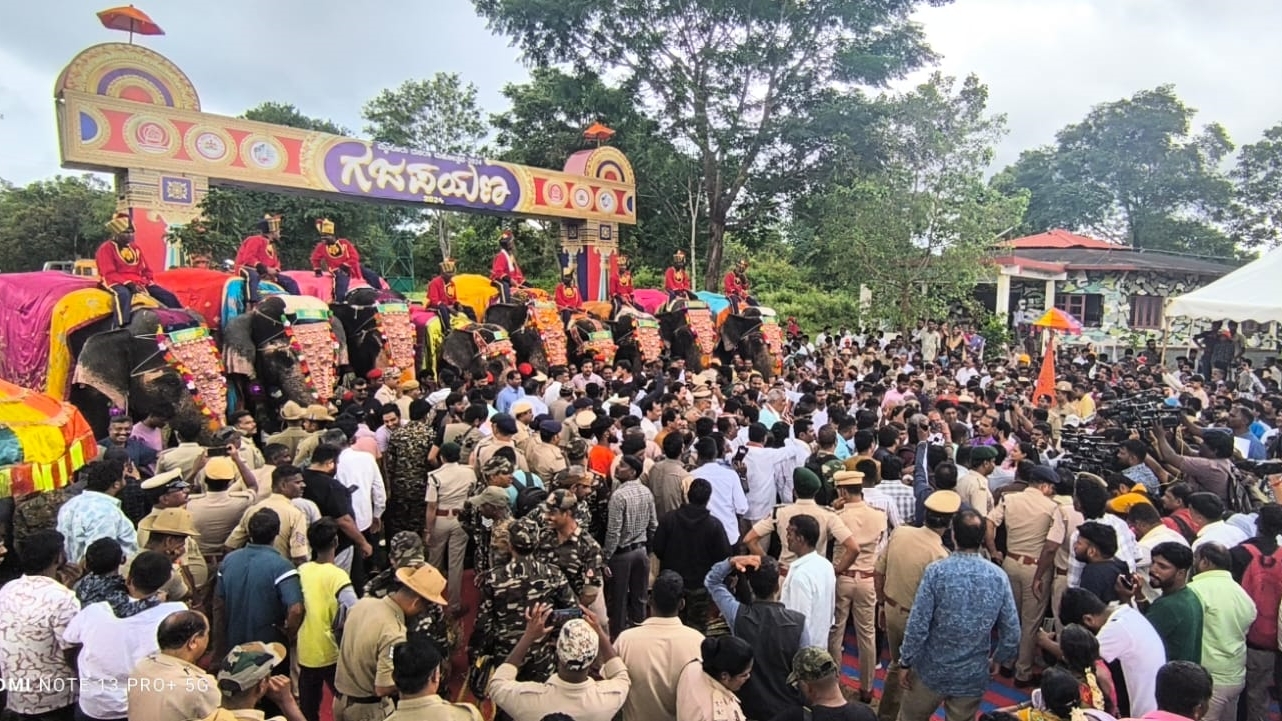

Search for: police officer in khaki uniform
xmin=223 ymin=466 xmax=310 ymax=565
xmin=265 ymin=400 xmax=311 ymax=457
xmin=292 ymin=404 xmax=336 ymax=467
xmin=471 ymin=413 xmax=530 ymax=476
xmin=984 ymin=464 xmax=1058 ymax=685
xmin=137 ymin=470 xmax=209 ymax=597
xmin=384 ymin=636 xmax=482 ymax=720
xmin=828 ymin=470 xmax=888 ymax=703
xmin=510 ymin=399 xmax=536 ymax=455
xmin=874 ymin=489 xmax=957 ymax=721
xmin=425 ymin=442 xmax=476 ymax=611
xmin=187 ymin=457 xmax=255 ymax=560
xmin=333 ymin=565 xmax=448 ymax=721
xmin=527 ymin=420 xmax=569 ymax=481
xmin=742 ymin=467 xmax=859 ymax=569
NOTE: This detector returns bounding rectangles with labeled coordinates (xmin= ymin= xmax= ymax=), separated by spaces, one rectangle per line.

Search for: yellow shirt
xmin=297 ymin=561 xmax=353 ymax=668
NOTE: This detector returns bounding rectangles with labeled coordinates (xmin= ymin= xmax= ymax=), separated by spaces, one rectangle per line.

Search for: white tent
xmin=1165 ymin=246 xmax=1282 ymax=323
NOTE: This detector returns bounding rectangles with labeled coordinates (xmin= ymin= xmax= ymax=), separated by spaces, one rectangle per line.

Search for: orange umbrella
xmin=97 ymin=5 xmax=163 ymax=43
xmin=584 ymin=121 xmax=616 ymax=145
xmin=1032 ymin=307 xmax=1083 ymax=334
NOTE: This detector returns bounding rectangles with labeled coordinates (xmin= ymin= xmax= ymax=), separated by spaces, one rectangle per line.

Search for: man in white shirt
xmin=63 ymin=551 xmax=188 ymax=721
xmin=741 ymin=426 xmax=800 ymax=523
xmin=779 ymin=513 xmax=835 ymax=649
xmin=615 ymin=571 xmax=704 ymax=721
xmin=0 ymin=530 xmax=81 ymax=718
xmin=335 ymin=440 xmax=386 ymax=535
xmin=1060 ymin=586 xmax=1166 ymax=717
xmin=1188 ymin=492 xmax=1249 ymax=551
xmin=691 ymin=437 xmax=748 ymax=544
xmin=1128 ymin=502 xmax=1191 ymax=603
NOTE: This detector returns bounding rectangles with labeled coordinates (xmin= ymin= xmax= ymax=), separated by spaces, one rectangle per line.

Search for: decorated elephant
xmin=565 ymin=315 xmax=617 ymax=367
xmin=0 ymin=271 xmax=224 ymax=442
xmin=68 ymin=306 xmax=224 ymax=442
xmin=222 ymin=295 xmax=347 ymax=430
xmin=327 ymin=287 xmax=418 ymax=380
xmin=656 ymin=298 xmax=717 ymax=373
xmin=483 ymin=302 xmax=549 ymax=373
xmin=717 ymin=306 xmax=785 ymax=378
xmin=438 ymin=323 xmax=516 ymax=380
xmin=606 ymin=308 xmax=665 ymax=372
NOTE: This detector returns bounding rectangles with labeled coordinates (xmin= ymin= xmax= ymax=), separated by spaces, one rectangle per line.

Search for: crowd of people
xmin=1 ymin=310 xmax=1281 ymax=721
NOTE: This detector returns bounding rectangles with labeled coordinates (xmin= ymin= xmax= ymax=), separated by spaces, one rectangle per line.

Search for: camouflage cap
xmin=556 ymin=618 xmax=599 ymax=671
xmin=468 ymin=485 xmax=510 ymax=508
xmin=787 ymin=647 xmax=839 ymax=685
xmin=482 ymin=454 xmax=514 ymax=477
xmin=507 ymin=517 xmax=541 ymax=554
xmin=389 ymin=531 xmax=425 ymax=568
xmin=545 ymin=488 xmax=579 ymax=511
xmin=553 ymin=465 xmax=590 ymax=488
xmin=217 ymin=641 xmax=286 ymax=695
xmin=564 ymin=437 xmax=589 ymax=461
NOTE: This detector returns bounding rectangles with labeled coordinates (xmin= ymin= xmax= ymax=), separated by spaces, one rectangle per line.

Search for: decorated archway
xmin=55 ymin=42 xmax=637 ymax=300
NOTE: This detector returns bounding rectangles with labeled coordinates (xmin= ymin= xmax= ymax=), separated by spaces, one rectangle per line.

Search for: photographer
xmin=1149 ymin=425 xmax=1235 ymax=503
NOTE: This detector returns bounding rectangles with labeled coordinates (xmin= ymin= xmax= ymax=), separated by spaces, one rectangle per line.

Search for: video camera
xmin=1058 ymin=428 xmax=1121 ymax=476
xmin=1096 ymin=390 xmax=1183 ymax=430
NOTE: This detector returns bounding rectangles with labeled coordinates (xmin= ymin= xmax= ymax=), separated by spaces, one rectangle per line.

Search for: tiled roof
xmin=1004 ymin=229 xmax=1118 ymax=250
xmin=1008 ymin=248 xmax=1237 ymax=276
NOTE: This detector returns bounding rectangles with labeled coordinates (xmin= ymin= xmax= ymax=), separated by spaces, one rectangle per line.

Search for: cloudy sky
xmin=2 ymin=0 xmax=1281 ymax=186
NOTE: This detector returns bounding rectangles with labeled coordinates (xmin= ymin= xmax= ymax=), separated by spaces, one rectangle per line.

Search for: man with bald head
xmin=127 ymin=610 xmax=221 ymax=721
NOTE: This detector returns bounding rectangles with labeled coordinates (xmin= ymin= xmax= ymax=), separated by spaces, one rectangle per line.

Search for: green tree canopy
xmin=993 ymin=85 xmax=1235 ymax=256
xmin=473 ymin=0 xmax=948 ymax=289
xmin=797 ymin=74 xmax=1025 ymax=331
xmin=0 ymin=174 xmax=116 ymax=271
xmin=1230 ymin=122 xmax=1282 ymax=250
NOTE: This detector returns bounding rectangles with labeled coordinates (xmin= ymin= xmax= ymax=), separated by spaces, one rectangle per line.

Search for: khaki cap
xmin=924 ymin=490 xmax=961 ymax=514
xmin=832 ymin=470 xmax=864 ymax=488
xmin=279 ymin=400 xmax=306 ymax=421
xmin=138 ymin=508 xmax=200 ymax=536
xmin=140 ymin=468 xmax=188 ymax=491
xmin=305 ymin=404 xmax=334 ymax=422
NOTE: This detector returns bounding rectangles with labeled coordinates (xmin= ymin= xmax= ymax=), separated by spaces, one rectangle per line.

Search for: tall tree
xmin=798 ymin=74 xmax=1025 ymax=330
xmin=1230 ymin=122 xmax=1282 ymax=250
xmin=362 ymin=73 xmax=488 ymax=261
xmin=0 ymin=174 xmax=116 ymax=271
xmin=473 ymin=0 xmax=946 ymax=289
xmin=491 ymin=68 xmax=703 ymax=272
xmin=993 ymin=85 xmax=1235 ymax=256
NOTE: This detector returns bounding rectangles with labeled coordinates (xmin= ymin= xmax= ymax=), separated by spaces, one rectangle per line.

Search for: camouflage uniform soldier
xmin=528 ymin=466 xmax=592 ymax=529
xmin=478 ymin=518 xmax=575 ymax=683
xmin=563 ymin=437 xmax=610 ymax=545
xmin=536 ymin=489 xmax=606 ymax=621
xmin=460 ymin=486 xmax=513 ymax=584
xmin=364 ymin=532 xmax=454 ymax=655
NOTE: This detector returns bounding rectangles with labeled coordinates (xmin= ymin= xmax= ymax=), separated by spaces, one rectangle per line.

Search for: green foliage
xmin=0 ymin=174 xmax=116 ymax=271
xmin=491 ymin=68 xmax=702 ymax=273
xmin=978 ymin=313 xmax=1012 ymax=360
xmin=473 ymin=0 xmax=947 ymax=289
xmin=993 ymin=85 xmax=1236 ymax=256
xmin=795 ymin=74 xmax=1025 ymax=333
xmin=1230 ymin=122 xmax=1282 ymax=250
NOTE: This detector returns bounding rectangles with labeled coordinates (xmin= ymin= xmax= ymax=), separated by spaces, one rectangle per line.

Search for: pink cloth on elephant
xmin=634 ymin=289 xmax=669 ymax=314
xmin=281 ymin=271 xmax=334 ymax=303
xmin=0 ymin=272 xmax=99 ymax=390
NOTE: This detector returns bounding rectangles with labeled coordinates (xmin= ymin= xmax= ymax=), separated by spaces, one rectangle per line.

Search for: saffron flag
xmin=1033 ymin=334 xmax=1057 ymax=404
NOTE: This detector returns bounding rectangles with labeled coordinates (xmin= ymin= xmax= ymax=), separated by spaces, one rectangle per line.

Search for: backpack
xmin=511 ymin=472 xmax=548 ymax=518
xmin=1226 ymin=463 xmax=1267 ymax=515
xmin=1240 ymin=543 xmax=1282 ymax=649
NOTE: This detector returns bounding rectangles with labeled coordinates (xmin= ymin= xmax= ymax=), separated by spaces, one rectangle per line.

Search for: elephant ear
xmin=329 ymin=316 xmax=350 ymax=367
xmin=72 ymin=329 xmax=133 ymax=410
xmin=223 ymin=314 xmax=258 ymax=378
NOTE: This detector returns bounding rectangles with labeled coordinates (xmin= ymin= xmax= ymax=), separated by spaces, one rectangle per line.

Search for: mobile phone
xmin=551 ymin=607 xmax=583 ymax=624
xmin=1040 ymin=618 xmax=1056 ymax=634
xmin=733 ymin=446 xmax=749 ymax=464
xmin=1119 ymin=574 xmax=1136 ymax=590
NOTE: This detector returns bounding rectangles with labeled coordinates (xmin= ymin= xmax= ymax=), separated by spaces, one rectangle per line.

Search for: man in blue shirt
xmin=214 ymin=508 xmax=304 ymax=661
xmin=495 ymin=369 xmax=526 ymax=414
xmin=898 ymin=509 xmax=1020 ymax=721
